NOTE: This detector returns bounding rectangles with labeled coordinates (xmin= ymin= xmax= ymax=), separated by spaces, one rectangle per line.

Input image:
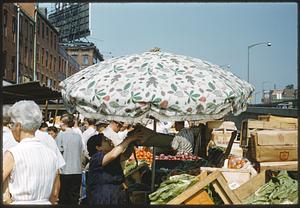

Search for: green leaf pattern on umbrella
xmin=60 ymin=51 xmax=254 ymax=122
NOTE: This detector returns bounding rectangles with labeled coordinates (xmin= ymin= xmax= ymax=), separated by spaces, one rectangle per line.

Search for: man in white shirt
xmin=82 ymin=118 xmax=97 ymax=156
xmin=56 ymin=114 xmax=83 ymax=205
xmin=171 ymin=121 xmax=194 ymax=155
xmin=35 ymin=129 xmax=66 ymax=169
xmin=102 ymin=121 xmax=129 ymax=146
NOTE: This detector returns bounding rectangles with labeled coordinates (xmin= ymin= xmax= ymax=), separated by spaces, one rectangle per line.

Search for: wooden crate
xmin=247 ymin=130 xmax=297 ymax=163
xmin=233 ymin=170 xmax=266 ymax=202
xmin=258 ymin=161 xmax=298 ymax=172
xmin=167 ymin=171 xmax=241 ymax=205
xmin=200 ymin=167 xmax=256 ymax=189
xmin=257 ymin=115 xmax=298 ymax=124
xmin=240 ymin=119 xmax=297 ymax=149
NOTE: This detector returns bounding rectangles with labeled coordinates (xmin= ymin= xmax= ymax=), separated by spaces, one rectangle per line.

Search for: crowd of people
xmin=2 ymin=100 xmax=196 ymax=205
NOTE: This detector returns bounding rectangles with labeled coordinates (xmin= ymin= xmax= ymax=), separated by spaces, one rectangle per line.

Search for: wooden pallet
xmin=167 ymin=170 xmax=241 ymax=205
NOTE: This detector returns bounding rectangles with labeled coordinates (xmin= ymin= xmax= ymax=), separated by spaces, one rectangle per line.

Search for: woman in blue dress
xmin=86 ymin=132 xmax=140 ymax=205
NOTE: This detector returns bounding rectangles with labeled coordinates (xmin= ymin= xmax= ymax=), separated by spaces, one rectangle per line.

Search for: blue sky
xmin=43 ymin=2 xmax=297 ymax=103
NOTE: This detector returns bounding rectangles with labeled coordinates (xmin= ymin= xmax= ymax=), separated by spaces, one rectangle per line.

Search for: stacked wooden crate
xmin=240 ymin=115 xmax=298 ymax=171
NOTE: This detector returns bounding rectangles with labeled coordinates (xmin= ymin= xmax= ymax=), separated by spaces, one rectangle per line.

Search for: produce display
xmin=244 ymin=171 xmax=298 ymax=204
xmin=149 ymin=174 xmax=199 ymax=204
xmin=206 ymin=146 xmax=225 ymax=166
xmin=227 ymin=155 xmax=248 ymax=169
xmin=168 ymin=160 xmax=207 ymax=176
xmin=124 ymin=159 xmax=148 ymax=175
xmin=155 ymin=153 xmax=201 ymax=161
xmin=135 ymin=147 xmax=153 ymax=165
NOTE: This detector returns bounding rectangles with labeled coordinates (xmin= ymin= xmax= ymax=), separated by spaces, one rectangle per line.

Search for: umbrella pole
xmin=151 ymin=119 xmax=157 ymax=192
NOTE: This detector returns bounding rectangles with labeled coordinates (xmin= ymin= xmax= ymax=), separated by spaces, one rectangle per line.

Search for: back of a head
xmin=61 ymin=114 xmax=75 ymax=128
xmin=86 ymin=118 xmax=97 ymax=126
xmin=175 ymin=121 xmax=184 ymax=131
xmin=87 ymin=134 xmax=103 ymax=158
xmin=9 ymin=100 xmax=42 ymax=132
xmin=39 ymin=122 xmax=48 ymax=130
xmin=3 ymin=105 xmax=12 ymax=126
xmin=47 ymin=126 xmax=58 ymax=133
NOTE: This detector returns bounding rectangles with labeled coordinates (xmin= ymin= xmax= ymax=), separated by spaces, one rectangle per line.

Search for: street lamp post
xmin=247 ymin=42 xmax=271 ymax=83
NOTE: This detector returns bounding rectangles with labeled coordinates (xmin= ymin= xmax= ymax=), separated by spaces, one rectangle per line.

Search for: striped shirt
xmin=171 ymin=128 xmax=194 ymax=154
xmin=8 ymin=137 xmax=59 ymax=204
xmin=56 ymin=128 xmax=83 ymax=174
xmin=35 ymin=130 xmax=66 ymax=169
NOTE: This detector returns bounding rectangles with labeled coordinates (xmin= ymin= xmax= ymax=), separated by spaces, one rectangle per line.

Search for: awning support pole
xmin=151 ymin=119 xmax=157 ymax=192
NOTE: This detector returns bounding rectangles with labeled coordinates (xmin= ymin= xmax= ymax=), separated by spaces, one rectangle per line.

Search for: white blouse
xmin=8 ymin=137 xmax=59 ymax=204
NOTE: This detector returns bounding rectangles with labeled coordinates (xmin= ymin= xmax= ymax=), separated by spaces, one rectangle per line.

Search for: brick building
xmin=2 ymin=3 xmax=80 ymax=89
xmin=3 ymin=3 xmax=34 ymax=83
xmin=60 ymin=41 xmax=104 ymax=70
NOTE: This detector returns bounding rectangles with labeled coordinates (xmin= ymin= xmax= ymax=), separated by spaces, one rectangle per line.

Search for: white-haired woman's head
xmin=9 ymin=100 xmax=43 ymax=132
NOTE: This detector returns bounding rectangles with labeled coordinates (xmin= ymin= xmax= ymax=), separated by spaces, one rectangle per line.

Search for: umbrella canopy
xmin=60 ymin=51 xmax=254 ymax=123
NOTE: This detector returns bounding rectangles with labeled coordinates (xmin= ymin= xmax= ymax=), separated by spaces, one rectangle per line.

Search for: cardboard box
xmin=250 ymin=130 xmax=298 ymax=162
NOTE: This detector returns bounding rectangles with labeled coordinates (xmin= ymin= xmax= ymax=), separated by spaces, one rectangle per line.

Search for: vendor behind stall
xmin=171 ymin=121 xmax=194 ymax=155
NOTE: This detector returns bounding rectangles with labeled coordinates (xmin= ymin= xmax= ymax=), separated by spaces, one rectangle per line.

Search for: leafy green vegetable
xmin=243 ymin=171 xmax=298 ymax=204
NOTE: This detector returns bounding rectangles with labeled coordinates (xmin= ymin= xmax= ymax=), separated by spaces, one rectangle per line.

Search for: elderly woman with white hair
xmin=2 ymin=100 xmax=60 ymax=204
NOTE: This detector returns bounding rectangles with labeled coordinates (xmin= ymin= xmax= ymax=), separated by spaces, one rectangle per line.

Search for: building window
xmin=4 ymin=9 xmax=8 ymax=37
xmin=3 ymin=51 xmax=7 ymax=75
xmin=83 ymin=55 xmax=89 ymax=65
xmin=25 ymin=47 xmax=28 ymax=66
xmin=58 ymin=56 xmax=61 ymax=71
xmin=71 ymin=54 xmax=78 ymax=61
xmin=29 ymin=23 xmax=33 ymax=43
xmin=19 ymin=16 xmax=22 ymax=34
xmin=25 ymin=19 xmax=29 ymax=39
xmin=12 ymin=17 xmax=17 ymax=43
xmin=46 ymin=50 xmax=49 ymax=68
xmin=42 ymin=22 xmax=45 ymax=38
xmin=54 ymin=35 xmax=57 ymax=49
xmin=37 ymin=17 xmax=40 ymax=36
xmin=50 ymin=54 xmax=52 ymax=70
xmin=50 ymin=31 xmax=53 ymax=48
xmin=30 ymin=48 xmax=33 ymax=68
xmin=36 ymin=45 xmax=39 ymax=63
xmin=54 ymin=57 xmax=56 ymax=73
xmin=41 ymin=48 xmax=44 ymax=65
xmin=11 ymin=56 xmax=16 ymax=74
xmin=46 ymin=27 xmax=49 ymax=42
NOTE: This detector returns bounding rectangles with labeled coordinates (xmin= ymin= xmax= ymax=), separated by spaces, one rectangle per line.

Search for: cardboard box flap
xmin=256 ymin=130 xmax=297 ymax=146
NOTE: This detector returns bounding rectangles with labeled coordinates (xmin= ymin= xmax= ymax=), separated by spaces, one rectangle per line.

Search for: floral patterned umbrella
xmin=59 ymin=51 xmax=254 ymax=123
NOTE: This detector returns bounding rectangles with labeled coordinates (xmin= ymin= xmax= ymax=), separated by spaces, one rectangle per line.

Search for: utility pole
xmin=16 ymin=5 xmax=20 ymax=84
xmin=33 ymin=6 xmax=37 ymax=81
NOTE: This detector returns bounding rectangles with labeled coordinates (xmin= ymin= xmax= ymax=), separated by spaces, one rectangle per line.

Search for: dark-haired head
xmin=87 ymin=134 xmax=114 ymax=157
xmin=39 ymin=122 xmax=48 ymax=131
